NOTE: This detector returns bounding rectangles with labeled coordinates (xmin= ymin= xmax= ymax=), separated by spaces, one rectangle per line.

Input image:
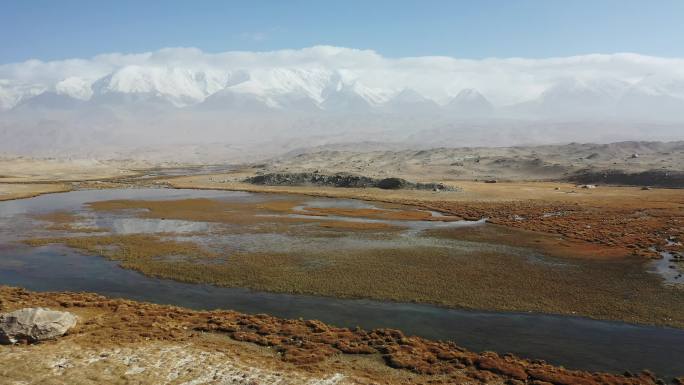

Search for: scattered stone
xmin=0 ymin=307 xmax=77 ymax=344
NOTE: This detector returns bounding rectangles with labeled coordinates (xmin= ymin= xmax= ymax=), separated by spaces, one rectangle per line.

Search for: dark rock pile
xmin=568 ymin=169 xmax=684 ymax=188
xmin=245 ymin=172 xmax=458 ymax=191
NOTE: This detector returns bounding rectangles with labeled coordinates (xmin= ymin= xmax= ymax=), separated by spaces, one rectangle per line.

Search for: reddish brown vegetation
xmin=416 ymin=200 xmax=684 ymax=259
xmin=0 ymin=286 xmax=672 ymax=385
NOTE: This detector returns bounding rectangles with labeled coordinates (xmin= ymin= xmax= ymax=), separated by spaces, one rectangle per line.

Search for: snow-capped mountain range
xmin=3 ymin=69 xmax=684 ymax=121
xmin=4 ymin=67 xmax=684 ymax=120
xmin=1 ymin=46 xmax=683 ymax=159
xmin=2 ymin=46 xmax=684 ymax=119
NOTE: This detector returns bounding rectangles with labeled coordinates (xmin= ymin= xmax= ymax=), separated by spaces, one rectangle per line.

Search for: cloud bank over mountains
xmin=3 ymin=45 xmax=684 ymax=111
xmin=1 ymin=46 xmax=683 ymax=160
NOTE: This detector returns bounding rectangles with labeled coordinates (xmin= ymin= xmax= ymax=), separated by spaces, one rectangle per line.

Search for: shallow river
xmin=1 ymin=188 xmax=683 ymax=378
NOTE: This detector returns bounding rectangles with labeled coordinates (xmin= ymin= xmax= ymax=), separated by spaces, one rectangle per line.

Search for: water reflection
xmin=0 ymin=243 xmax=683 ymax=378
xmin=2 ymin=188 xmax=684 ymax=378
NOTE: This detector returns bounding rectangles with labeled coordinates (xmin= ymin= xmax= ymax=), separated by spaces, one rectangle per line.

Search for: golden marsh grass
xmin=23 ymin=231 xmax=684 ymax=328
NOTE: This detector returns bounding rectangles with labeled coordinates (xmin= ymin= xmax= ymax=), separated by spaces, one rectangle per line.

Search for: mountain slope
xmin=444 ymin=89 xmax=494 ymax=117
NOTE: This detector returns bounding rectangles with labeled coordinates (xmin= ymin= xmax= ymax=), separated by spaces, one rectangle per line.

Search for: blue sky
xmin=1 ymin=0 xmax=683 ymax=63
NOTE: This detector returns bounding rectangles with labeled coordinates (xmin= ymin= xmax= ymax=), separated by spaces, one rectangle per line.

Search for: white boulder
xmin=0 ymin=307 xmax=77 ymax=344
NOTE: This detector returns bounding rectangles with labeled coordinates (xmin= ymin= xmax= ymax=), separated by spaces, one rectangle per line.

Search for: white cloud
xmin=55 ymin=77 xmax=93 ymax=100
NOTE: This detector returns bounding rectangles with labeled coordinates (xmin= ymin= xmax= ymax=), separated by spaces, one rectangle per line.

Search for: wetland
xmin=1 ymin=188 xmax=684 ymax=378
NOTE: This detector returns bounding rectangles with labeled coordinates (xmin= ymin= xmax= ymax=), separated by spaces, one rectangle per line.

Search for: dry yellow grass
xmin=0 ymin=157 xmax=136 ymax=183
xmin=23 ymin=231 xmax=684 ymax=328
xmin=26 ymin=234 xmax=219 ymax=273
xmin=0 ymin=182 xmax=71 ymax=201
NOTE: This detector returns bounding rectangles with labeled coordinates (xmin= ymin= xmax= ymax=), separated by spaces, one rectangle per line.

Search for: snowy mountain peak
xmin=380 ymin=89 xmax=440 ymax=114
xmin=229 ymin=67 xmax=335 ymax=104
xmin=391 ymin=88 xmax=431 ymax=103
xmin=55 ymin=77 xmax=93 ymax=100
xmin=91 ymin=66 xmax=236 ymax=107
xmin=0 ymin=80 xmax=46 ymax=110
xmin=540 ymin=78 xmax=630 ymax=102
xmin=452 ymin=88 xmax=487 ymax=102
xmin=445 ymin=89 xmax=494 ymax=116
xmin=319 ymin=77 xmax=389 ymax=112
xmin=630 ymin=74 xmax=684 ymax=99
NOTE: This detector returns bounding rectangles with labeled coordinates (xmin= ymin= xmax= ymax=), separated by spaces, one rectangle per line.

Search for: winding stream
xmin=1 ymin=188 xmax=683 ymax=378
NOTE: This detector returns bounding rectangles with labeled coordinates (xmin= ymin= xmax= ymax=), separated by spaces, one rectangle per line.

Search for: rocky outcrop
xmin=0 ymin=307 xmax=77 ymax=344
xmin=568 ymin=169 xmax=684 ymax=188
xmin=245 ymin=172 xmax=457 ymax=191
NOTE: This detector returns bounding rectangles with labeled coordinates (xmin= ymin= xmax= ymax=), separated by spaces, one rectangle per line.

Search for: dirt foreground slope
xmin=1 ymin=286 xmax=678 ymax=385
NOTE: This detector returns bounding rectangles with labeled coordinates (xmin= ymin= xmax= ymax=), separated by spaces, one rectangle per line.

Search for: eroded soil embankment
xmin=0 ymin=286 xmax=678 ymax=385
